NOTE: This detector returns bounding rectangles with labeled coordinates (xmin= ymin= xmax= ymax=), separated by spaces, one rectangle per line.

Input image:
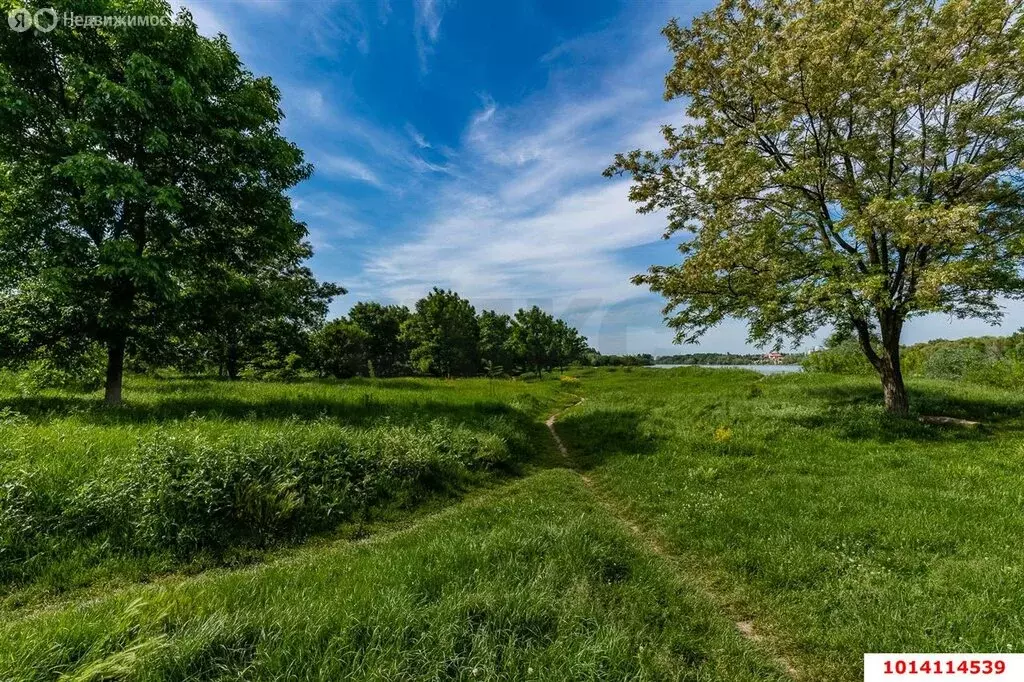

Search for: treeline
xmin=655 ymin=352 xmax=806 ymax=365
xmin=804 ymin=332 xmax=1024 ymax=389
xmin=313 ymin=288 xmax=589 ymax=379
xmin=588 ymin=354 xmax=654 ymax=367
xmin=0 ymin=258 xmax=342 ymax=388
xmin=1 ymin=286 xmax=591 ymax=385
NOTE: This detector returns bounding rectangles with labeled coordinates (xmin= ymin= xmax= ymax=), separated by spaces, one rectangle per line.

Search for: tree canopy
xmin=312 ymin=292 xmax=590 ymax=380
xmin=478 ymin=310 xmax=516 ymax=375
xmin=510 ymin=306 xmax=558 ymax=378
xmin=608 ymin=0 xmax=1024 ymax=413
xmin=0 ymin=0 xmax=339 ymax=402
xmin=401 ymin=288 xmax=481 ymax=378
xmin=348 ymin=302 xmax=411 ymax=377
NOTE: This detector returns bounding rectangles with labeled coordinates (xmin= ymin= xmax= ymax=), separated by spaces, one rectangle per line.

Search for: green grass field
xmin=2 ymin=368 xmax=1022 ymax=680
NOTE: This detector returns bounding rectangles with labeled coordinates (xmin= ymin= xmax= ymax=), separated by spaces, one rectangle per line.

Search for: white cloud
xmin=292 ymin=194 xmax=370 ymax=245
xmin=414 ymin=0 xmax=448 ymax=73
xmin=304 ymin=1 xmax=371 ymax=57
xmin=317 ymin=154 xmax=384 ymax=187
xmin=362 ymin=70 xmax=681 ymax=352
xmin=405 ymin=123 xmax=431 ymax=148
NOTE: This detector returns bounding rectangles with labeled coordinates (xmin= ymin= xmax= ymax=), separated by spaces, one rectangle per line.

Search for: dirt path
xmin=545 ymin=398 xmax=799 ymax=680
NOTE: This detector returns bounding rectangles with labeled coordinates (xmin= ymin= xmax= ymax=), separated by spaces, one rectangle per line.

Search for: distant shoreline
xmin=650 ymin=363 xmax=803 ymax=374
xmin=650 ymin=363 xmax=802 ymax=367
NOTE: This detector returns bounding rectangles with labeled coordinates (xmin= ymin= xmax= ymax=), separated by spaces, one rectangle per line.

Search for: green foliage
xmin=921 ymin=345 xmax=989 ymax=381
xmin=1 ymin=418 xmax=522 ymax=582
xmin=551 ymin=319 xmax=589 ymax=371
xmin=401 ymin=288 xmax=481 ymax=377
xmin=348 ymin=302 xmax=411 ymax=377
xmin=656 ymin=352 xmax=805 ymax=366
xmin=182 ymin=261 xmax=343 ymax=380
xmin=477 ymin=310 xmax=516 ymax=375
xmin=0 ymin=374 xmax=558 ymax=593
xmin=299 ymin=294 xmax=589 ymax=381
xmin=314 ymin=319 xmax=369 ymax=379
xmin=609 ymin=0 xmax=1024 ymax=413
xmin=0 ymin=0 xmax=331 ymax=402
xmin=509 ymin=306 xmax=557 ymax=378
xmin=808 ymin=332 xmax=1024 ymax=389
xmin=587 ymin=353 xmax=654 ymax=367
xmin=803 ymin=340 xmax=876 ymax=375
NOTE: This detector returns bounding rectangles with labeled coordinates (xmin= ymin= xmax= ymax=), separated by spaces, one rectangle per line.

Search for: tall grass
xmin=558 ymin=367 xmax=1024 ymax=681
xmin=0 ymin=375 xmax=561 ymax=598
xmin=0 ymin=471 xmax=788 ymax=681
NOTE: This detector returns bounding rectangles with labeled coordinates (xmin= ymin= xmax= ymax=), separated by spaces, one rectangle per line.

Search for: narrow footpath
xmin=545 ymin=398 xmax=800 ymax=680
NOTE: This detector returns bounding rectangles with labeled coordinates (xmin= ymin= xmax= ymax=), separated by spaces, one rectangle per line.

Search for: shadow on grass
xmin=0 ymin=393 xmax=526 ymax=428
xmin=555 ymin=407 xmax=662 ymax=470
xmin=793 ymin=382 xmax=1024 ymax=442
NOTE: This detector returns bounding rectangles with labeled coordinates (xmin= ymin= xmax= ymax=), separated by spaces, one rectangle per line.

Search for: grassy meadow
xmin=2 ymin=368 xmax=1023 ymax=680
xmin=559 ymin=368 xmax=1024 ymax=680
xmin=0 ymin=375 xmax=563 ymax=603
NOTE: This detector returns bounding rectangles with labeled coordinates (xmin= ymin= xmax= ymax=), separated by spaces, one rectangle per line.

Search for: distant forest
xmin=654 ymin=352 xmax=806 ymax=366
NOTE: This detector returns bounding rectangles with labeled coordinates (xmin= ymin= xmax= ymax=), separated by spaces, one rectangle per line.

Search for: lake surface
xmin=650 ymin=364 xmax=803 ymax=374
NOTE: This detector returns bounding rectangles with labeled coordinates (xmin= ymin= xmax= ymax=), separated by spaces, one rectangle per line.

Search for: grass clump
xmin=0 ymin=471 xmax=788 ymax=681
xmin=0 ymin=375 xmax=556 ymax=599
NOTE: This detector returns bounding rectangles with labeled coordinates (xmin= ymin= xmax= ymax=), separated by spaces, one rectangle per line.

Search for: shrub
xmin=0 ymin=416 xmax=530 ymax=586
xmin=921 ymin=345 xmax=989 ymax=381
xmin=17 ymin=344 xmax=107 ymax=392
xmin=802 ymin=340 xmax=874 ymax=375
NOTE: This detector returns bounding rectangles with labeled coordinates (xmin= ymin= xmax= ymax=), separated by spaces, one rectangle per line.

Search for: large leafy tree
xmin=608 ymin=0 xmax=1024 ymax=414
xmin=477 ymin=310 xmax=516 ymax=375
xmin=184 ymin=251 xmax=343 ymax=379
xmin=551 ymin=319 xmax=588 ymax=371
xmin=401 ymin=288 xmax=480 ymax=377
xmin=348 ymin=302 xmax=411 ymax=377
xmin=510 ymin=306 xmax=557 ymax=378
xmin=313 ymin=319 xmax=369 ymax=379
xmin=0 ymin=0 xmax=314 ymax=403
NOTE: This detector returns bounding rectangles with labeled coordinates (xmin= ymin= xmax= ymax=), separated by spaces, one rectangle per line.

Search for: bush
xmin=802 ymin=332 xmax=1024 ymax=390
xmin=0 ymin=416 xmax=531 ymax=586
xmin=921 ymin=345 xmax=989 ymax=381
xmin=16 ymin=344 xmax=107 ymax=393
xmin=963 ymin=358 xmax=1024 ymax=389
xmin=802 ymin=340 xmax=874 ymax=375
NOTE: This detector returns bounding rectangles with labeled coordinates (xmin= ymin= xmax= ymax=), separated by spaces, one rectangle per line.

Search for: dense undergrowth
xmin=804 ymin=332 xmax=1024 ymax=388
xmin=0 ymin=375 xmax=558 ymax=599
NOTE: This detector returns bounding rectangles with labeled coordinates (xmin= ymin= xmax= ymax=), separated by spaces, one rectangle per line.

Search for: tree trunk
xmin=879 ymin=314 xmax=909 ymax=416
xmin=104 ymin=335 xmax=126 ymax=405
xmin=226 ymin=341 xmax=240 ymax=380
xmin=878 ymin=351 xmax=909 ymax=415
xmin=852 ymin=311 xmax=910 ymax=416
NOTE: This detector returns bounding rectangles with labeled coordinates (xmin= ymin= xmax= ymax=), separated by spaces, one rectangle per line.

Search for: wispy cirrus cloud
xmin=405 ymin=123 xmax=431 ymax=149
xmin=292 ymin=193 xmax=370 ymax=250
xmin=413 ymin=0 xmax=448 ymax=73
xmin=360 ymin=19 xmax=690 ymax=351
xmin=316 ymin=153 xmax=384 ymax=187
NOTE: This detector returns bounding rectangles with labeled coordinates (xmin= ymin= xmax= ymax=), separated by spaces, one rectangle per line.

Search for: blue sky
xmin=182 ymin=0 xmax=1024 ymax=355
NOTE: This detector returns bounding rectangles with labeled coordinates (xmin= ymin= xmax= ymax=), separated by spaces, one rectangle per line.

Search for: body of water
xmin=650 ymin=363 xmax=803 ymax=374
